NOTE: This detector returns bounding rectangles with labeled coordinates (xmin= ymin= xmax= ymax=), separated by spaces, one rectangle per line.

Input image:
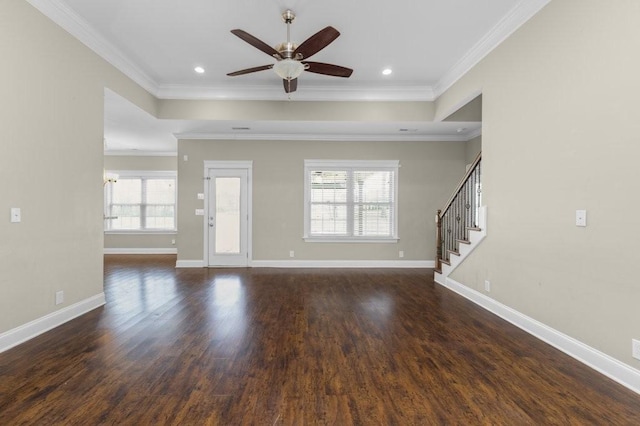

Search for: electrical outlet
xmin=399 ymin=251 xmax=404 ymax=258
xmin=633 ymin=339 xmax=640 ymax=360
xmin=171 ymin=239 xmax=176 ymax=245
xmin=289 ymin=250 xmax=295 ymax=258
xmin=55 ymin=291 xmax=64 ymax=305
xmin=484 ymin=280 xmax=491 ymax=292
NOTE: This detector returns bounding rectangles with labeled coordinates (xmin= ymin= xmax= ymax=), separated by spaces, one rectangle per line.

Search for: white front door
xmin=206 ymin=166 xmax=250 ymax=267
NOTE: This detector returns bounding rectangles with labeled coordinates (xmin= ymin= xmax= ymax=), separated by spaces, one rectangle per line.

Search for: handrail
xmin=439 ymin=151 xmax=482 ymax=216
xmin=436 ymin=152 xmax=482 ymax=271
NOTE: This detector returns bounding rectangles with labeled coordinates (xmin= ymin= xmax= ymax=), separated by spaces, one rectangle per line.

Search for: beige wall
xmin=158 ymin=100 xmax=435 ymax=122
xmin=104 ymin=155 xmax=176 ymax=171
xmin=103 ymin=155 xmax=177 ymax=250
xmin=0 ymin=1 xmax=153 ymax=334
xmin=104 ymin=233 xmax=176 ymax=250
xmin=437 ymin=0 xmax=640 ymax=368
xmin=177 ymin=140 xmax=467 ymax=262
xmin=465 ymin=136 xmax=482 ymax=166
xmin=443 ymin=95 xmax=482 ymax=122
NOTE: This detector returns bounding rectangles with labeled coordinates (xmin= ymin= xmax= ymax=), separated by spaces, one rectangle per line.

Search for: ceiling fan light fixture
xmin=273 ymin=58 xmax=305 ymax=80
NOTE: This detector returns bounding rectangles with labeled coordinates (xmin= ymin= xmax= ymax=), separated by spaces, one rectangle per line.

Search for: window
xmin=304 ymin=160 xmax=399 ymax=242
xmin=104 ymin=171 xmax=177 ymax=232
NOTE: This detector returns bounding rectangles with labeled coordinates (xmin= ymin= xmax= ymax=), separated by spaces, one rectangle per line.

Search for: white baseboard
xmin=176 ymin=260 xmax=205 ymax=268
xmin=177 ymin=259 xmax=435 ymax=268
xmin=0 ymin=293 xmax=106 ymax=354
xmin=441 ymin=277 xmax=640 ymax=395
xmin=104 ymin=248 xmax=177 ymax=254
xmin=250 ymin=260 xmax=435 ymax=268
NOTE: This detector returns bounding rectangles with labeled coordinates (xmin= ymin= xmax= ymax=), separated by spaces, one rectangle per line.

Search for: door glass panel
xmin=215 ymin=177 xmax=241 ymax=254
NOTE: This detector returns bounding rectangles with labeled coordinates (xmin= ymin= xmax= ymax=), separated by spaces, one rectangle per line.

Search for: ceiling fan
xmin=227 ymin=10 xmax=353 ymax=94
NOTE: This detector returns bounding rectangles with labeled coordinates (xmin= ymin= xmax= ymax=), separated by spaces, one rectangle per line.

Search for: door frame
xmin=203 ymin=161 xmax=253 ymax=267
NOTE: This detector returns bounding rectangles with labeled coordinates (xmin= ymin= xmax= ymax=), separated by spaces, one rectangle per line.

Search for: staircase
xmin=434 ymin=153 xmax=486 ymax=285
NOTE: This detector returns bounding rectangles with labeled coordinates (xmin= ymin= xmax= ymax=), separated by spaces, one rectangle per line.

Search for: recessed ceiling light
xmin=194 ymin=66 xmax=205 ymax=74
xmin=382 ymin=68 xmax=393 ymax=76
xmin=232 ymin=127 xmax=251 ymax=131
xmin=399 ymin=128 xmax=418 ymax=132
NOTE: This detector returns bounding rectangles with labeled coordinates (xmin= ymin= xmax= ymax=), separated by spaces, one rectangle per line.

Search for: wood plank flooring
xmin=1 ymin=254 xmax=639 ymax=424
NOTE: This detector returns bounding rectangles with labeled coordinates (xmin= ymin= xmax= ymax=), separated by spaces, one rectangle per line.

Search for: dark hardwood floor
xmin=1 ymin=255 xmax=639 ymax=425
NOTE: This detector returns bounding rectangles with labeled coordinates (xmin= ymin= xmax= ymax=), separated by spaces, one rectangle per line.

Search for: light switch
xmin=195 ymin=209 xmax=204 ymax=216
xmin=576 ymin=210 xmax=587 ymax=227
xmin=10 ymin=208 xmax=21 ymax=223
xmin=197 ymin=193 xmax=204 ymax=200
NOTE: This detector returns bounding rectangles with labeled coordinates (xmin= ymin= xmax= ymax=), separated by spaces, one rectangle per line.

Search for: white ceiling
xmin=28 ymin=0 xmax=549 ymax=153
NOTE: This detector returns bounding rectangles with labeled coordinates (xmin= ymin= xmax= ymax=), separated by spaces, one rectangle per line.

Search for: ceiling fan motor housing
xmin=275 ymin=42 xmax=298 ymax=59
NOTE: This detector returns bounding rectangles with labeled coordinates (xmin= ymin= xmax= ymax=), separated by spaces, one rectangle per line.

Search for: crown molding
xmin=26 ymin=0 xmax=159 ymax=95
xmin=466 ymin=127 xmax=482 ymax=140
xmin=433 ymin=0 xmax=551 ymax=97
xmin=174 ymin=132 xmax=472 ymax=142
xmin=104 ymin=150 xmax=177 ymax=157
xmin=156 ymin=84 xmax=436 ymax=102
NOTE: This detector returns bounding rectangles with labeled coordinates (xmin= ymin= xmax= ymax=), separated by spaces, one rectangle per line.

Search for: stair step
xmin=448 ymin=249 xmax=460 ymax=257
xmin=440 ymin=259 xmax=451 ymax=266
xmin=457 ymin=239 xmax=471 ymax=245
xmin=468 ymin=227 xmax=482 ymax=232
xmin=434 ymin=268 xmax=442 ymax=274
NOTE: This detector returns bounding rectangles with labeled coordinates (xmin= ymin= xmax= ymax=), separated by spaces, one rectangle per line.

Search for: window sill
xmin=303 ymin=237 xmax=399 ymax=244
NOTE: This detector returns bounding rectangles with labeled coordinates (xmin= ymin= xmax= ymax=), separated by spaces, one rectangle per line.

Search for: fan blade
xmin=283 ymin=78 xmax=298 ymax=93
xmin=231 ymin=29 xmax=281 ymax=59
xmin=293 ymin=26 xmax=340 ymax=60
xmin=227 ymin=64 xmax=274 ymax=77
xmin=304 ymin=62 xmax=353 ymax=78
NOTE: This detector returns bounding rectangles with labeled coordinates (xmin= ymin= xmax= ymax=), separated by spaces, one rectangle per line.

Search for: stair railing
xmin=436 ymin=152 xmax=482 ymax=271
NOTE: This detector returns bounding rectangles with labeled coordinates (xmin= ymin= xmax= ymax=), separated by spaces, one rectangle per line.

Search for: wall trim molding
xmin=158 ymin=84 xmax=436 ymax=102
xmin=0 ymin=293 xmax=106 ymax=354
xmin=440 ymin=277 xmax=640 ymax=395
xmin=433 ymin=0 xmax=552 ymax=97
xmin=104 ymin=248 xmax=177 ymax=255
xmin=175 ymin=132 xmax=478 ymax=143
xmin=176 ymin=259 xmax=434 ymax=269
xmin=176 ymin=260 xmax=205 ymax=268
xmin=250 ymin=260 xmax=435 ymax=268
xmin=104 ymin=150 xmax=177 ymax=157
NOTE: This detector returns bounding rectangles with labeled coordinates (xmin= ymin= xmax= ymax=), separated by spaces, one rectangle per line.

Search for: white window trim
xmin=303 ymin=160 xmax=399 ymax=243
xmin=104 ymin=170 xmax=178 ymax=233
